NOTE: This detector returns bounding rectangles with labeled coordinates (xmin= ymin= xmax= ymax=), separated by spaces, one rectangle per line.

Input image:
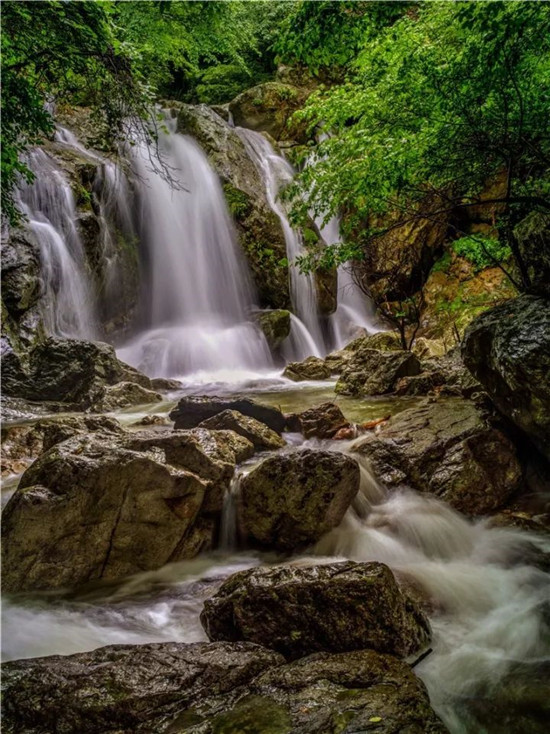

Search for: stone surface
xmin=151 ymin=377 xmax=184 ymax=391
xmin=93 ymin=381 xmax=163 ymax=411
xmin=198 ymin=409 xmax=285 ymax=451
xmin=1 ymin=336 xmax=153 ymax=409
xmin=240 ymin=448 xmax=360 ymax=551
xmin=293 ymin=402 xmax=350 ymax=439
xmin=201 ymin=561 xmax=431 ymax=660
xmin=336 ymin=346 xmax=421 ymax=396
xmin=228 ymin=81 xmax=309 ymax=142
xmin=462 ymin=295 xmax=550 ymax=460
xmin=354 ymin=398 xmax=522 ymax=515
xmin=1 ymin=641 xmax=446 ymax=734
xmin=2 ymin=429 xmax=253 ymax=592
xmin=283 ymin=356 xmax=331 ymax=382
xmin=255 ymin=309 xmax=291 ymax=350
xmin=170 ymin=395 xmax=286 ymax=433
xmin=514 ymin=211 xmax=550 ymax=299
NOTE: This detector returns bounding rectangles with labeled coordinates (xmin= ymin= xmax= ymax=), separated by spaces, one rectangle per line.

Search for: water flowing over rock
xmin=170 ymin=395 xmax=286 ymax=433
xmin=198 ymin=410 xmax=285 ymax=451
xmin=462 ymin=294 xmax=550 ymax=460
xmin=354 ymin=398 xmax=522 ymax=514
xmin=1 ymin=429 xmax=253 ymax=592
xmin=201 ymin=561 xmax=431 ymax=660
xmin=116 ymin=112 xmax=271 ymax=378
xmin=239 ymin=448 xmax=360 ymax=551
xmin=1 ymin=640 xmax=446 ymax=734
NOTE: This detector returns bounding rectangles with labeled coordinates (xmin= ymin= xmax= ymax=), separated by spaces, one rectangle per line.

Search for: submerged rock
xmin=462 ymin=294 xmax=550 ymax=460
xmin=198 ymin=409 xmax=285 ymax=451
xmin=201 ymin=561 xmax=431 ymax=660
xmin=240 ymin=448 xmax=360 ymax=551
xmin=354 ymin=398 xmax=522 ymax=515
xmin=2 ymin=429 xmax=253 ymax=592
xmin=1 ymin=336 xmax=153 ymax=410
xmin=1 ymin=640 xmax=446 ymax=734
xmin=283 ymin=356 xmax=331 ymax=381
xmin=170 ymin=395 xmax=286 ymax=433
xmin=336 ymin=346 xmax=421 ymax=396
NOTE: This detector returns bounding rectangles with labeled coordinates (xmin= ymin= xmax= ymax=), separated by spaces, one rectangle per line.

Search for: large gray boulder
xmin=201 ymin=562 xmax=431 ymax=660
xmin=2 ymin=429 xmax=253 ymax=592
xmin=354 ymin=398 xmax=522 ymax=515
xmin=1 ymin=336 xmax=155 ymax=410
xmin=239 ymin=448 xmax=360 ymax=551
xmin=1 ymin=641 xmax=447 ymax=734
xmin=336 ymin=345 xmax=421 ymax=396
xmin=170 ymin=394 xmax=286 ymax=433
xmin=198 ymin=409 xmax=285 ymax=451
xmin=462 ymin=295 xmax=550 ymax=460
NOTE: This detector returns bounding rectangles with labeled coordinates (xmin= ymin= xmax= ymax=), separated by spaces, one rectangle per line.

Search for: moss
xmin=223 ymin=183 xmax=252 ymax=220
xmin=211 ymin=695 xmax=291 ymax=734
xmin=431 ymin=251 xmax=451 ymax=273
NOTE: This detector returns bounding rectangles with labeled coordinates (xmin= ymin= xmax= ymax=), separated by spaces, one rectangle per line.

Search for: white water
xmin=16 ymin=149 xmax=98 ymax=339
xmin=117 ymin=115 xmax=272 ymax=379
xmin=236 ymin=128 xmax=325 ymax=359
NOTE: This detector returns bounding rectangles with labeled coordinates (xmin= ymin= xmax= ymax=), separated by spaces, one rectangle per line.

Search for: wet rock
xmin=360 ymin=331 xmax=403 ymax=351
xmin=1 ymin=641 xmax=283 ymax=734
xmin=283 ymin=356 xmax=331 ymax=381
xmin=394 ymin=372 xmax=446 ymax=397
xmin=314 ymin=266 xmax=338 ymax=315
xmin=1 ymin=336 xmax=153 ymax=409
xmin=336 ymin=347 xmax=421 ymax=396
xmin=254 ymin=308 xmax=291 ymax=350
xmin=1 ymin=641 xmax=446 ymax=734
xmin=228 ymin=82 xmax=309 ymax=142
xmin=293 ymin=401 xmax=350 ymax=439
xmin=93 ymin=381 xmax=162 ymax=411
xmin=151 ymin=377 xmax=184 ymax=391
xmin=2 ymin=429 xmax=253 ymax=592
xmin=198 ymin=409 xmax=285 ymax=451
xmin=169 ymin=395 xmax=286 ymax=433
xmin=1 ymin=415 xmax=124 ymax=475
xmin=201 ymin=561 xmax=431 ymax=660
xmin=354 ymin=398 xmax=522 ymax=515
xmin=132 ymin=414 xmax=170 ymax=427
xmin=514 ymin=211 xmax=550 ymax=299
xmin=462 ymin=295 xmax=550 ymax=460
xmin=240 ymin=448 xmax=360 ymax=551
xmin=412 ymin=336 xmax=447 ymax=360
xmin=1 ymin=225 xmax=42 ymax=319
xmin=324 ymin=347 xmax=354 ymax=375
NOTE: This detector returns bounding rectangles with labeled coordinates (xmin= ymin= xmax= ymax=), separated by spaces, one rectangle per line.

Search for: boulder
xmin=360 ymin=331 xmax=403 ymax=351
xmin=176 ymin=103 xmax=290 ymax=309
xmin=514 ymin=211 xmax=550 ymax=298
xmin=283 ymin=356 xmax=332 ymax=381
xmin=1 ymin=415 xmax=124 ymax=476
xmin=254 ymin=309 xmax=291 ymax=350
xmin=412 ymin=336 xmax=447 ymax=360
xmin=1 ymin=641 xmax=283 ymax=734
xmin=2 ymin=429 xmax=253 ymax=592
xmin=1 ymin=641 xmax=447 ymax=734
xmin=198 ymin=409 xmax=285 ymax=451
xmin=335 ymin=347 xmax=421 ymax=396
xmin=93 ymin=381 xmax=162 ymax=411
xmin=462 ymin=295 xmax=550 ymax=460
xmin=201 ymin=561 xmax=431 ymax=660
xmin=239 ymin=448 xmax=360 ymax=551
xmin=1 ymin=225 xmax=42 ymax=319
xmin=293 ymin=402 xmax=350 ymax=439
xmin=395 ymin=349 xmax=481 ymax=398
xmin=169 ymin=395 xmax=286 ymax=433
xmin=1 ymin=336 xmax=153 ymax=409
xmin=314 ymin=266 xmax=338 ymax=315
xmin=354 ymin=398 xmax=522 ymax=515
xmin=150 ymin=377 xmax=183 ymax=391
xmin=228 ymin=81 xmax=309 ymax=142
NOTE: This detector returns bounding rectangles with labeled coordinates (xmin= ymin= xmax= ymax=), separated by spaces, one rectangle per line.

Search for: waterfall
xmin=116 ymin=114 xmax=272 ymax=379
xmin=16 ymin=148 xmax=98 ymax=339
xmin=317 ymin=216 xmax=379 ymax=349
xmin=235 ymin=128 xmax=325 ymax=359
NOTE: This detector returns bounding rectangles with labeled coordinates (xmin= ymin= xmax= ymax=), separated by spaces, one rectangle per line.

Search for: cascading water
xmin=16 ymin=148 xmax=98 ymax=339
xmin=235 ymin=127 xmax=325 ymax=360
xmin=317 ymin=216 xmax=379 ymax=349
xmin=116 ymin=114 xmax=272 ymax=379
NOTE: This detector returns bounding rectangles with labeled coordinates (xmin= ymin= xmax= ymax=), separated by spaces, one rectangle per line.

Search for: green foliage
xmin=283 ymin=1 xmax=550 ymax=289
xmin=431 ymin=252 xmax=452 ymax=274
xmin=451 ymin=236 xmax=512 ymax=271
xmin=223 ymin=184 xmax=252 ymax=220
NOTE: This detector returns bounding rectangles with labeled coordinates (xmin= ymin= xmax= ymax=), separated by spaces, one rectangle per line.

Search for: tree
xmin=283 ymin=1 xmax=550 ymax=293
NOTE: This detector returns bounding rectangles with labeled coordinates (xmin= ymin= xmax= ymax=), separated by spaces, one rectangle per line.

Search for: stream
xmin=2 ymin=378 xmax=549 ymax=734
